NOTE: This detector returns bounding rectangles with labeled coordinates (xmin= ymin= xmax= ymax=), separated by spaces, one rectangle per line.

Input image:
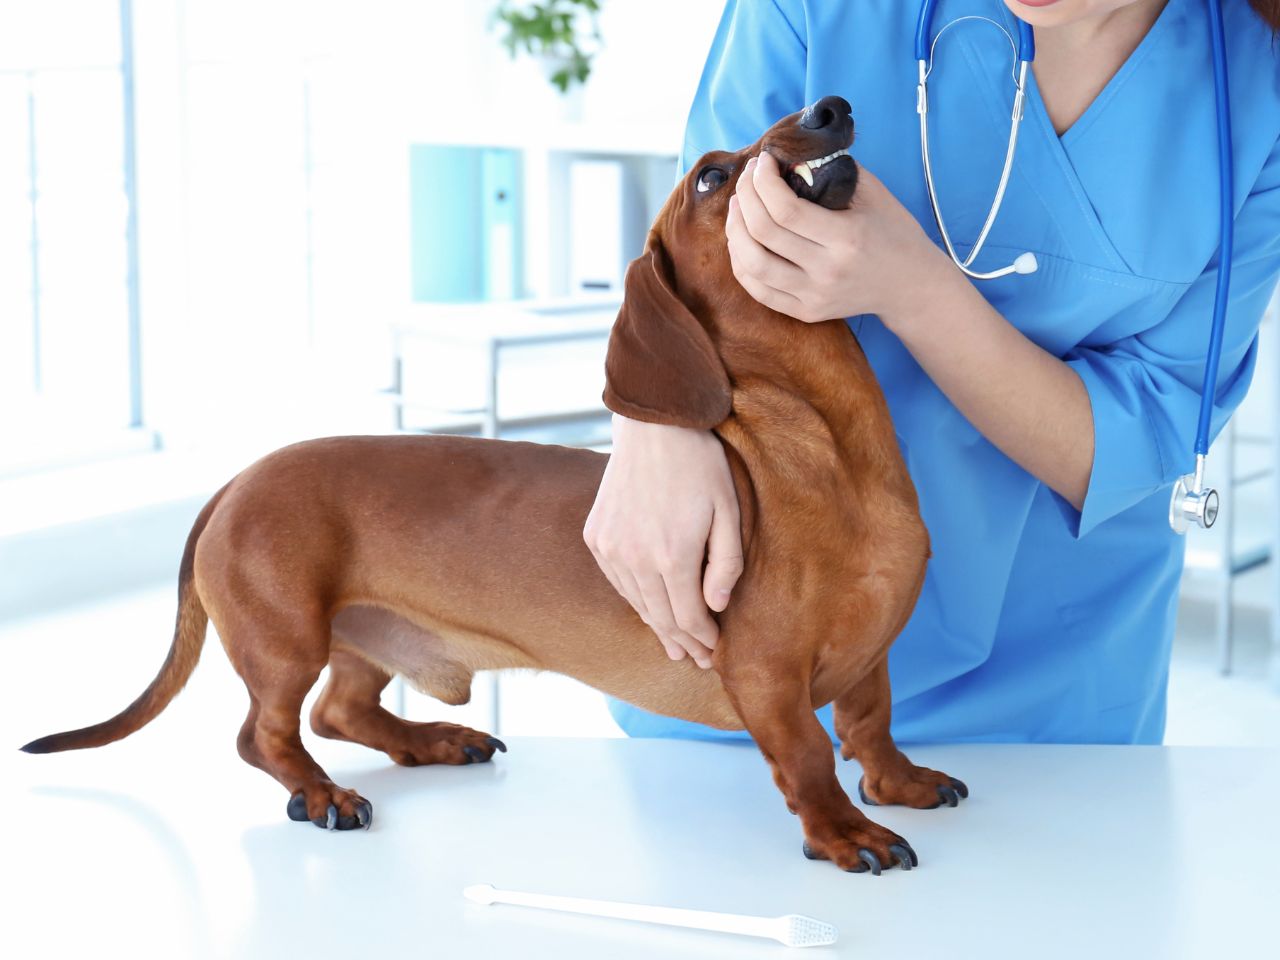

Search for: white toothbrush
xmin=462 ymin=882 xmax=838 ymax=948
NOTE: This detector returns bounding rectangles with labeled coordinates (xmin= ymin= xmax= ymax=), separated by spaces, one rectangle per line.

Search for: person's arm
xmin=728 ymin=154 xmax=1093 ymax=508
xmin=584 ymin=417 xmax=741 ymax=669
xmin=728 ymin=145 xmax=1280 ymax=533
xmin=585 ymin=0 xmax=808 ymax=665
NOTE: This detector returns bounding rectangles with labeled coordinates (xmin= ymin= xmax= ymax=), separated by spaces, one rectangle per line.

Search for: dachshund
xmin=22 ymin=95 xmax=965 ymax=874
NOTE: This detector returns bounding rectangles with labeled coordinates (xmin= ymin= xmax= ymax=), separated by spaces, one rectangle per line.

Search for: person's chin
xmin=1001 ymin=0 xmax=1084 ymax=28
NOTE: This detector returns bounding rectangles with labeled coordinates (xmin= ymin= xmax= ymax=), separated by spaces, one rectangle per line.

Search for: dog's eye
xmin=695 ymin=166 xmax=729 ymax=194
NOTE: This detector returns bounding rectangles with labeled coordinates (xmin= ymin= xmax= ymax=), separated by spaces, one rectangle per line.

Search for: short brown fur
xmin=22 ymin=103 xmax=966 ymax=868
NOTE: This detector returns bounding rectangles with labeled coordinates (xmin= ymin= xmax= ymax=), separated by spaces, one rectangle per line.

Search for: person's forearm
xmin=880 ymin=262 xmax=1094 ymax=511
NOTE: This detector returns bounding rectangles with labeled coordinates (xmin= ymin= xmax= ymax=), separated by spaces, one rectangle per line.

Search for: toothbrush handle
xmin=490 ymin=888 xmax=776 ymax=940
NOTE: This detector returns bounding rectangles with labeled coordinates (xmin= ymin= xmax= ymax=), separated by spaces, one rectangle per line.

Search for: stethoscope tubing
xmin=915 ymin=0 xmax=1233 ymax=510
xmin=914 ymin=0 xmax=1036 ymax=61
xmin=1198 ymin=0 xmax=1233 ymax=457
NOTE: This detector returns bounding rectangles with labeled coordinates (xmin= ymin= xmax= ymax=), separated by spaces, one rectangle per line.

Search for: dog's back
xmin=194 ymin=434 xmax=745 ymax=730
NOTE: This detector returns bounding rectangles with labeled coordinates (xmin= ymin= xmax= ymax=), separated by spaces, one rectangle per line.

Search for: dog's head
xmin=604 ymin=96 xmax=858 ymax=430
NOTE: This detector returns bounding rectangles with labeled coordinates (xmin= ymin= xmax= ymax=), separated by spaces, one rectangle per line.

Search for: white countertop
xmin=5 ymin=735 xmax=1277 ymax=959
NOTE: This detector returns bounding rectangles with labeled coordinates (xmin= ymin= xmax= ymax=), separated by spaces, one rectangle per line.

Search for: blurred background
xmin=2 ymin=0 xmax=1277 ymax=753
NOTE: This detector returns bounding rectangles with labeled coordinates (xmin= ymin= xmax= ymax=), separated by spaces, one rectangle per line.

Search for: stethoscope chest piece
xmin=1169 ymin=470 xmax=1219 ymax=533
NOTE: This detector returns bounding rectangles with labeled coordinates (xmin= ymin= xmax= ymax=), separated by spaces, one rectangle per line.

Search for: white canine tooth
xmin=794 ymin=161 xmax=814 ymax=187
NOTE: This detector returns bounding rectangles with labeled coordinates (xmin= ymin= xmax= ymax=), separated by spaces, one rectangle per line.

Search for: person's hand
xmin=725 ymin=151 xmax=949 ymax=326
xmin=583 ymin=415 xmax=744 ymax=668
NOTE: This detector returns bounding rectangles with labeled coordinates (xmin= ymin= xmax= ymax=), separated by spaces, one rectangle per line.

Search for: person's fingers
xmin=726 ymin=195 xmax=808 ymax=292
xmin=703 ymin=497 xmax=744 ymax=613
xmin=728 ymin=245 xmax=811 ymax=318
xmin=636 ymin=571 xmax=709 ymax=663
xmin=585 ymin=515 xmax=644 ymax=618
xmin=617 ymin=567 xmax=685 ymax=661
xmin=592 ymin=553 xmax=633 ymax=615
xmin=662 ymin=564 xmax=719 ymax=668
xmin=735 ymin=156 xmax=823 ymax=264
xmin=754 ymin=150 xmax=847 ymax=245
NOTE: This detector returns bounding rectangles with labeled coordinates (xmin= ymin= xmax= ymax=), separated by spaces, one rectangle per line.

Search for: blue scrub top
xmin=608 ymin=0 xmax=1280 ymax=745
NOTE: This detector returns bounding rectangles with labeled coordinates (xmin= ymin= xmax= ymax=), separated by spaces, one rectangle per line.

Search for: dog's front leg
xmin=719 ymin=665 xmax=916 ymax=874
xmin=834 ymin=659 xmax=968 ymax=809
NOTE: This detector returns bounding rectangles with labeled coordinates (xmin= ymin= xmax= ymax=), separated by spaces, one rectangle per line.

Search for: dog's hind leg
xmin=833 ymin=658 xmax=968 ymax=810
xmin=310 ymin=646 xmax=506 ymax=767
xmin=221 ymin=605 xmax=373 ymax=830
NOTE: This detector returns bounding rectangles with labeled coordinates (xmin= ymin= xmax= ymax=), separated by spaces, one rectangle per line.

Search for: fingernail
xmin=746 ymin=156 xmax=758 ymax=170
xmin=718 ymin=589 xmax=732 ymax=598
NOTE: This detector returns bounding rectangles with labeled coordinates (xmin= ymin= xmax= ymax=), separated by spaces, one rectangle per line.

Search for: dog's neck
xmin=692 ymin=288 xmax=922 ymax=568
xmin=688 ymin=282 xmax=912 ymax=495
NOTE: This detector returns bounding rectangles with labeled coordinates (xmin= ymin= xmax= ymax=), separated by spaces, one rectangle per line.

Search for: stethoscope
xmin=914 ymin=0 xmax=1235 ymax=534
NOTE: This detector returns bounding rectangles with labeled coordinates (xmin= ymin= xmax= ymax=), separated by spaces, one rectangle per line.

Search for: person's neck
xmin=1030 ymin=0 xmax=1170 ymax=136
xmin=1033 ymin=0 xmax=1168 ymax=48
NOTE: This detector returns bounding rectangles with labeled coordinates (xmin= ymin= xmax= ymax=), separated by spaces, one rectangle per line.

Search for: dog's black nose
xmin=799 ymin=95 xmax=852 ymax=131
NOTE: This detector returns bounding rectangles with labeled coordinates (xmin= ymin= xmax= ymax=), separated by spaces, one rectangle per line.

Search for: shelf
xmin=408 ymin=120 xmax=684 ymax=157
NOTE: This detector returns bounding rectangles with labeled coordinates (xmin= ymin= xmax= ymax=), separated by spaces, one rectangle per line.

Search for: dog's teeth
xmin=794 ymin=161 xmax=814 ymax=187
xmin=804 ymin=148 xmax=849 ymax=171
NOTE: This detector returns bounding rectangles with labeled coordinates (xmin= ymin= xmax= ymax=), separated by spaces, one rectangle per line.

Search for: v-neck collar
xmin=946 ymin=0 xmax=1189 ymax=274
xmin=1007 ymin=0 xmax=1183 ymax=147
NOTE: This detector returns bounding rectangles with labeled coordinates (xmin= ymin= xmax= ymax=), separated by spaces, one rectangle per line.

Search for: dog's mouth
xmin=782 ymin=148 xmax=857 ymax=210
xmin=790 ymin=148 xmax=850 ymax=188
xmin=761 ymin=96 xmax=858 ymax=210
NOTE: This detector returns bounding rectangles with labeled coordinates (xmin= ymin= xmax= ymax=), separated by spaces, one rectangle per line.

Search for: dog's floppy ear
xmin=602 ymin=246 xmax=732 ymax=430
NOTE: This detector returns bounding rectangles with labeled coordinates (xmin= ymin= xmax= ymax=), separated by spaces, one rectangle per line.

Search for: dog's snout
xmin=799 ymin=95 xmax=851 ymax=131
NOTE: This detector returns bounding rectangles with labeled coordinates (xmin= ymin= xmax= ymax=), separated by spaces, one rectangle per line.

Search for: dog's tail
xmin=20 ymin=481 xmax=232 ymax=754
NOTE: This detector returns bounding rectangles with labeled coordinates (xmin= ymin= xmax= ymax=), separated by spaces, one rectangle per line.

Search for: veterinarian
xmin=585 ymin=0 xmax=1280 ymax=744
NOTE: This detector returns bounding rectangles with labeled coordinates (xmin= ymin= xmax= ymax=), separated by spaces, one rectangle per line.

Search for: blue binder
xmin=409 ymin=145 xmax=522 ymax=303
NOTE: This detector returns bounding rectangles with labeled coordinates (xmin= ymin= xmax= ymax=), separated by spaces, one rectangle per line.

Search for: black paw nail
xmin=936 ymin=785 xmax=959 ymax=808
xmin=858 ymin=849 xmax=882 ymax=876
xmin=312 ymin=803 xmax=339 ymax=830
xmin=485 ymin=737 xmax=508 ymax=753
xmin=857 ymin=776 xmax=879 ymax=806
xmin=463 ymin=745 xmax=488 ymax=764
xmin=949 ymin=777 xmax=969 ymax=799
xmin=889 ymin=842 xmax=917 ymax=871
xmin=287 ymin=792 xmax=309 ymax=822
xmin=802 ymin=841 xmax=825 ymax=861
xmin=356 ymin=801 xmax=373 ymax=830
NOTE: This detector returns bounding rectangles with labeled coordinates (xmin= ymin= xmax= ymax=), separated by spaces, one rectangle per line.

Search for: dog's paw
xmin=858 ymin=767 xmax=968 ymax=810
xmin=287 ymin=784 xmax=373 ymax=831
xmin=800 ymin=817 xmax=917 ymax=874
xmin=387 ymin=722 xmax=507 ymax=767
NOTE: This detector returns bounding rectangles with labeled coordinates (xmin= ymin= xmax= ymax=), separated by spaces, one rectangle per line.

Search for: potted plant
xmin=492 ymin=0 xmax=603 ymax=95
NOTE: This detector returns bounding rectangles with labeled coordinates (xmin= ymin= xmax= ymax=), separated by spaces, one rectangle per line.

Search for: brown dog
xmin=22 ymin=95 xmax=966 ymax=873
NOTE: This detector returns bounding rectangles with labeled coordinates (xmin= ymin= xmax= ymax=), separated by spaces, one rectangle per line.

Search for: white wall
xmin=130 ymin=0 xmax=724 ymax=458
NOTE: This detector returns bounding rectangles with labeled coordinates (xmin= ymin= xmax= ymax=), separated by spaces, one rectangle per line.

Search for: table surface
xmin=5 ymin=735 xmax=1277 ymax=959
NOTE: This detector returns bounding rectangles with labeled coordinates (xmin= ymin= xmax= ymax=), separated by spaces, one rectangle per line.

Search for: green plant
xmin=493 ymin=0 xmax=602 ymax=94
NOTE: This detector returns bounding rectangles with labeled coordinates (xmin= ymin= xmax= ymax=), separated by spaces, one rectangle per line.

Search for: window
xmin=0 ymin=1 xmax=141 ymax=474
